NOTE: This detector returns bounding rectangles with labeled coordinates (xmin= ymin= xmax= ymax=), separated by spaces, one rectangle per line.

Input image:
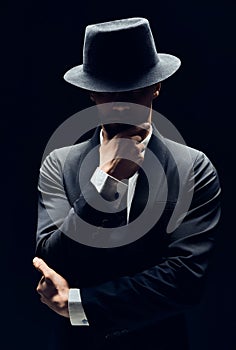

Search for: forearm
xmin=80 ymin=232 xmax=215 ymax=334
xmin=36 ymin=176 xmax=127 ymax=277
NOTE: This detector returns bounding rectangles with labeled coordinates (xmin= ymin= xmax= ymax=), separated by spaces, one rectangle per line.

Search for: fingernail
xmin=33 ymin=257 xmax=39 ymax=264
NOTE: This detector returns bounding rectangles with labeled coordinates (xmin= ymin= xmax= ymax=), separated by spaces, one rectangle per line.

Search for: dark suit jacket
xmin=35 ymin=124 xmax=221 ymax=349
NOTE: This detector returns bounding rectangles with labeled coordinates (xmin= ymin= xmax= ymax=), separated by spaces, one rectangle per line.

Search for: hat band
xmin=83 ymin=56 xmax=159 ymax=81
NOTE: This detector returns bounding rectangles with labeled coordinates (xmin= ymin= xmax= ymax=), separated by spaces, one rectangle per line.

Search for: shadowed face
xmin=90 ymin=84 xmax=161 ymax=139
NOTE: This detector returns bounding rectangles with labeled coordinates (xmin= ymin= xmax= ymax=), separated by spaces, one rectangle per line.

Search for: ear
xmin=153 ymin=83 xmax=161 ymax=99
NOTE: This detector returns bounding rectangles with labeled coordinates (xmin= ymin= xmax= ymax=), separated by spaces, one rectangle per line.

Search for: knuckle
xmin=37 ymin=260 xmax=43 ymax=270
xmin=36 ymin=285 xmax=41 ymax=293
xmin=40 ymin=296 xmax=46 ymax=304
xmin=39 ymin=276 xmax=45 ymax=283
xmin=52 ymin=296 xmax=63 ymax=309
xmin=44 ymin=270 xmax=52 ymax=280
xmin=44 ymin=273 xmax=50 ymax=280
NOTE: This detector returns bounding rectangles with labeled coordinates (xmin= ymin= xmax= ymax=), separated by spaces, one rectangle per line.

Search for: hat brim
xmin=63 ymin=54 xmax=181 ymax=92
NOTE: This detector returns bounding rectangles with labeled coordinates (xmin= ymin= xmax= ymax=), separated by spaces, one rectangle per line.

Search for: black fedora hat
xmin=64 ymin=17 xmax=181 ymax=92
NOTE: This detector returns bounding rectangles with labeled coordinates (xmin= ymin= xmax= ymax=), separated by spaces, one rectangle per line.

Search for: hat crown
xmin=83 ymin=18 xmax=159 ymax=80
xmin=86 ymin=17 xmax=148 ymax=32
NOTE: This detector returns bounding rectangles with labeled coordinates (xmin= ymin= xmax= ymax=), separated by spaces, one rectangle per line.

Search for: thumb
xmin=101 ymin=127 xmax=110 ymax=142
xmin=33 ymin=257 xmax=52 ymax=278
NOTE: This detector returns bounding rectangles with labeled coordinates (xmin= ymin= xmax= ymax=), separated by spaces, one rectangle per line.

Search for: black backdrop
xmin=1 ymin=1 xmax=235 ymax=349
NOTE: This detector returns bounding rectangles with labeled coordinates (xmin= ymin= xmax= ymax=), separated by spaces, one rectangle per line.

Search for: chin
xmin=103 ymin=123 xmax=134 ymax=137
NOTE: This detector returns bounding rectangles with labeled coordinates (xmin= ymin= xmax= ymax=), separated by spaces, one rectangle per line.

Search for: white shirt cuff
xmin=68 ymin=289 xmax=89 ymax=326
xmin=90 ymin=167 xmax=128 ymax=208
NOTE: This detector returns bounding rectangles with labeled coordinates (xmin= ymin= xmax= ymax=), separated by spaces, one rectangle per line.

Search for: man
xmin=33 ymin=18 xmax=221 ymax=349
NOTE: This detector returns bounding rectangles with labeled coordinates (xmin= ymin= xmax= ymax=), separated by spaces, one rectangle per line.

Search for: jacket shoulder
xmin=43 ymin=141 xmax=91 ymax=169
xmin=164 ymin=138 xmax=202 ymax=162
xmin=163 ymin=137 xmax=218 ymax=172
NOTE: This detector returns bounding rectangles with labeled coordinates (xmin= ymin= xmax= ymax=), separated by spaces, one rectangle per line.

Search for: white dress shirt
xmin=68 ymin=125 xmax=152 ymax=326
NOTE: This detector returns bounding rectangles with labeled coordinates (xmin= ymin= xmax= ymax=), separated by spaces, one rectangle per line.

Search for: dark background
xmin=1 ymin=1 xmax=235 ymax=349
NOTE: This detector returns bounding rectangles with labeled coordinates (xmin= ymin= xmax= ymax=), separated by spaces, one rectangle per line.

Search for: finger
xmin=33 ymin=257 xmax=52 ymax=279
xmin=39 ymin=275 xmax=46 ymax=284
xmin=137 ymin=143 xmax=146 ymax=153
xmin=37 ymin=282 xmax=56 ymax=298
xmin=36 ymin=276 xmax=47 ymax=295
xmin=38 ymin=275 xmax=53 ymax=288
xmin=129 ymin=135 xmax=142 ymax=143
xmin=40 ymin=296 xmax=57 ymax=315
xmin=101 ymin=127 xmax=109 ymax=142
xmin=126 ymin=122 xmax=150 ymax=134
xmin=40 ymin=295 xmax=49 ymax=305
xmin=36 ymin=278 xmax=45 ymax=296
xmin=37 ymin=287 xmax=44 ymax=296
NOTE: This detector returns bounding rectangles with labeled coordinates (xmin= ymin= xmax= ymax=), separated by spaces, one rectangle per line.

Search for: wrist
xmin=99 ymin=162 xmax=117 ymax=177
xmin=60 ymin=288 xmax=70 ymax=318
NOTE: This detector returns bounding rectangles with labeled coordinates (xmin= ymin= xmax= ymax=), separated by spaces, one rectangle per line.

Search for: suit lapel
xmin=129 ymin=124 xmax=168 ymax=222
xmin=75 ymin=127 xmax=101 ymax=195
xmin=64 ymin=127 xmax=101 ymax=205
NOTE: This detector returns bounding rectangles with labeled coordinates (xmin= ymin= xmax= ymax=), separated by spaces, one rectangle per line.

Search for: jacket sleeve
xmin=79 ymin=151 xmax=221 ymax=335
xmin=35 ymin=148 xmax=127 ymax=278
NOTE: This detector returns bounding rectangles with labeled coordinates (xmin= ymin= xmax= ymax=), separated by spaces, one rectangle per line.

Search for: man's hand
xmin=100 ymin=123 xmax=150 ymax=180
xmin=33 ymin=257 xmax=70 ymax=318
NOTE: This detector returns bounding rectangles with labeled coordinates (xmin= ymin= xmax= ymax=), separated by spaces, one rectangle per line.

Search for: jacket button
xmin=112 ymin=331 xmax=121 ymax=337
xmin=105 ymin=330 xmax=122 ymax=340
xmin=105 ymin=333 xmax=112 ymax=340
